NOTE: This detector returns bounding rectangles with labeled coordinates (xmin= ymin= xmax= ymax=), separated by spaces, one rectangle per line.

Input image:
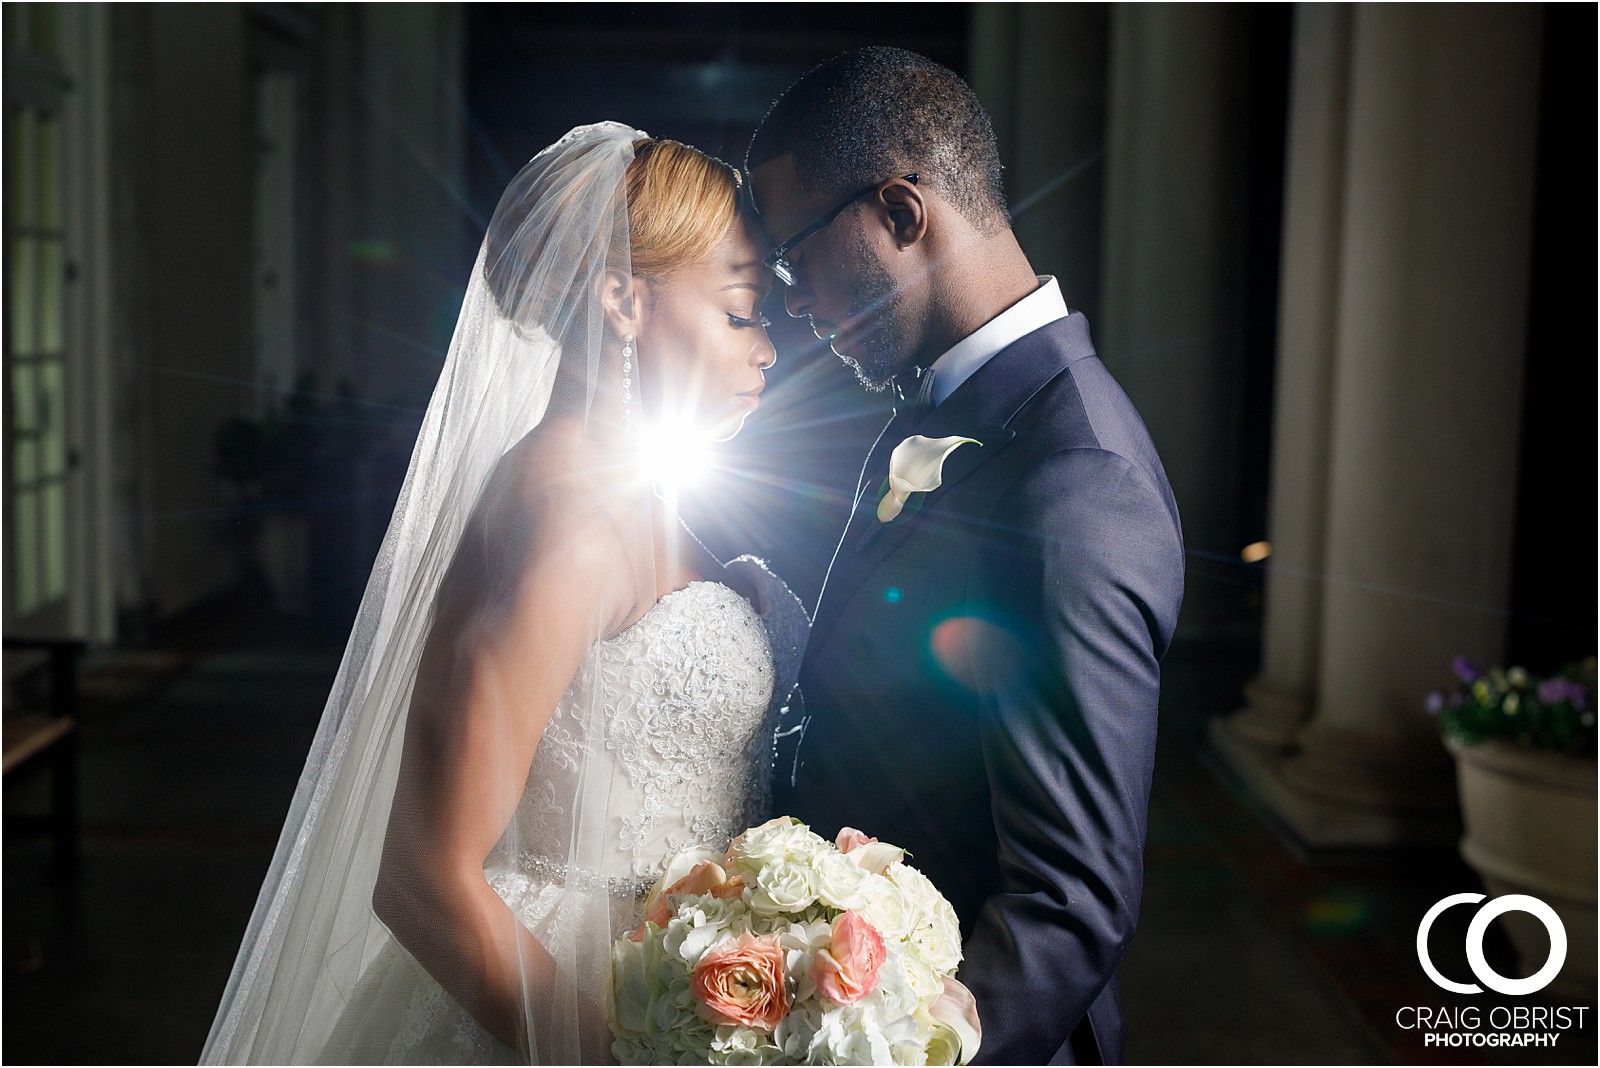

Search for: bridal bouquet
xmin=605 ymin=818 xmax=982 ymax=1065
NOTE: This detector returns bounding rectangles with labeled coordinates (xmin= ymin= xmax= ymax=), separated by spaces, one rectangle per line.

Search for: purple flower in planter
xmin=1425 ymin=691 xmax=1446 ymax=715
xmin=1452 ymin=656 xmax=1481 ymax=684
xmin=1536 ymin=677 xmax=1588 ymax=709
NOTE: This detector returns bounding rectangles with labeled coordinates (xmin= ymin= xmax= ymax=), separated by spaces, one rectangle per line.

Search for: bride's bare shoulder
xmin=467 ymin=420 xmax=643 ymax=598
xmin=500 ymin=419 xmax=632 ymax=527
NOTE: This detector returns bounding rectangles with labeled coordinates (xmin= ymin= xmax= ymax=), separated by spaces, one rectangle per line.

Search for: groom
xmin=749 ymin=48 xmax=1184 ymax=1065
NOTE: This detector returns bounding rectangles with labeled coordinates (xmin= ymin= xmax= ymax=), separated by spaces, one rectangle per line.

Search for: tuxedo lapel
xmin=809 ymin=409 xmax=900 ymax=654
xmin=851 ymin=424 xmax=1016 ymax=559
xmin=808 ymin=314 xmax=1096 ymax=659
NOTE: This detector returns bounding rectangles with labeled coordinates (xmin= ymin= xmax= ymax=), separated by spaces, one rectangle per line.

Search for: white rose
xmin=886 ymin=863 xmax=939 ymax=911
xmin=898 ymin=945 xmax=945 ymax=1000
xmin=748 ymin=859 xmax=818 ymax=915
xmin=915 ymin=894 xmax=964 ymax=973
xmin=907 ymin=913 xmax=962 ymax=975
xmin=731 ymin=818 xmax=831 ymax=875
xmin=889 ymin=864 xmax=963 ymax=973
xmin=871 ymin=944 xmax=928 ymax=1016
xmin=857 ymin=877 xmax=915 ymax=942
xmin=811 ymin=852 xmax=877 ymax=911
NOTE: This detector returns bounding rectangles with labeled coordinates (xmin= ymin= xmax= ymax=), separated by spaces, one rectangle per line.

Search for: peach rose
xmin=690 ymin=933 xmax=791 ymax=1032
xmin=664 ymin=859 xmax=728 ymax=899
xmin=709 ymin=873 xmax=746 ymax=900
xmin=835 ymin=826 xmax=906 ymax=875
xmin=629 ymin=860 xmax=727 ymax=941
xmin=835 ymin=827 xmax=877 ymax=852
xmin=808 ymin=910 xmax=885 ymax=1005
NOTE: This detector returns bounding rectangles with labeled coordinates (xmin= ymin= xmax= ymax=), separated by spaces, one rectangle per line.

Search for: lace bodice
xmin=320 ymin=557 xmax=809 ymax=1065
xmin=487 ymin=556 xmax=809 ymax=890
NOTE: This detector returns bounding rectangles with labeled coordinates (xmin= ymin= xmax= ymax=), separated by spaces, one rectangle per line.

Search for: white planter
xmin=1448 ymin=737 xmax=1597 ymax=1001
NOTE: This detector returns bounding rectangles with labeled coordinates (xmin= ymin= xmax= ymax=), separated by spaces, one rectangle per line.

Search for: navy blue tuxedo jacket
xmin=776 ymin=314 xmax=1184 ymax=1065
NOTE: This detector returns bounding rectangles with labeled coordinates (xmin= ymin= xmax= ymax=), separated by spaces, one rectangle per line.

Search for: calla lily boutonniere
xmin=877 ymin=434 xmax=981 ymax=523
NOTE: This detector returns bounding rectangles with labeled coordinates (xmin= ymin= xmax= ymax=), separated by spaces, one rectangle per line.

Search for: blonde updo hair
xmin=483 ymin=135 xmax=746 ymax=327
xmin=625 ymin=137 xmax=745 ymax=280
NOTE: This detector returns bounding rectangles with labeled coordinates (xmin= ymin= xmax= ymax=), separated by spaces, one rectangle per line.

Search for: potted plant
xmin=1428 ymin=657 xmax=1596 ymax=999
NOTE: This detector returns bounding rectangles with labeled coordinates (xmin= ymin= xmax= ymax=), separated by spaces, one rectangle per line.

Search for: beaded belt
xmin=514 ymin=852 xmax=654 ymax=900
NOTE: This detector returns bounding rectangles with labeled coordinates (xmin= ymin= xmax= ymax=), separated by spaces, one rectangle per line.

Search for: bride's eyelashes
xmin=727 ymin=313 xmax=773 ymax=330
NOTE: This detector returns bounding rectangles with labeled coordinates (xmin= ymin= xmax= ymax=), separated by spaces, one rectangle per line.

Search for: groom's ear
xmin=597 ymin=269 xmax=642 ymax=337
xmin=876 ymin=176 xmax=928 ymax=251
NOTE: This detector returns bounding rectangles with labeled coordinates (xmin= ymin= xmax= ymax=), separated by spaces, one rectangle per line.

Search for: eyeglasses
xmin=762 ymin=173 xmax=918 ymax=286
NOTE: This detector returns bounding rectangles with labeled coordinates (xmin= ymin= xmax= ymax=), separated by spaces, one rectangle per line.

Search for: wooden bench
xmin=3 ymin=636 xmax=87 ymax=879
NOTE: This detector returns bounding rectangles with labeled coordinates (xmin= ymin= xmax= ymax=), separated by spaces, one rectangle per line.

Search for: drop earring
xmin=621 ymin=333 xmax=634 ymax=433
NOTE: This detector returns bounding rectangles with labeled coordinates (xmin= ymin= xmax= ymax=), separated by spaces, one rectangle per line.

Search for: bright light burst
xmin=635 ymin=415 xmax=713 ymax=492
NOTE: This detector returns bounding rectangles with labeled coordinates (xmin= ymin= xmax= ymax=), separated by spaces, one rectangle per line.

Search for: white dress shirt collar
xmin=926 ymin=276 xmax=1069 ymax=407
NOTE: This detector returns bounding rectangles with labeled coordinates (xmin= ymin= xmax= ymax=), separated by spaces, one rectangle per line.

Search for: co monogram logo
xmin=1417 ymin=893 xmax=1567 ymax=996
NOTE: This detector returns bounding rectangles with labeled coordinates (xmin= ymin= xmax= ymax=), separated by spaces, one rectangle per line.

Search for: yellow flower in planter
xmin=877 ymin=435 xmax=980 ymax=523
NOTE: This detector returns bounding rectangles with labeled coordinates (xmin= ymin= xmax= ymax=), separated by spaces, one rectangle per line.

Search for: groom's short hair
xmin=747 ymin=46 xmax=1009 ymax=234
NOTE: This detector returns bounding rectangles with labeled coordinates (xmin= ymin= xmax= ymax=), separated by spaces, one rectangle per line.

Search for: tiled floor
xmin=4 ymin=632 xmax=1594 ymax=1065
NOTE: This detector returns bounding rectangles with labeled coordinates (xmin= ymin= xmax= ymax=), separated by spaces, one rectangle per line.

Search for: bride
xmin=201 ymin=123 xmax=808 ymax=1065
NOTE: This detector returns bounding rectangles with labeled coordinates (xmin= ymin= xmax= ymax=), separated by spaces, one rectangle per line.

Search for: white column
xmin=1237 ymin=4 xmax=1544 ymax=848
xmin=1098 ymin=4 xmax=1262 ymax=639
xmin=1213 ymin=5 xmax=1351 ymax=755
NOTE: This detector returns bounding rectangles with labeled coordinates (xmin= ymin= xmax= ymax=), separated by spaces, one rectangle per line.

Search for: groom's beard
xmin=836 ymin=233 xmax=905 ymax=393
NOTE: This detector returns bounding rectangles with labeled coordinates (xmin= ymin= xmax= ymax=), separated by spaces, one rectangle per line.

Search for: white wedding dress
xmin=316 ymin=557 xmax=809 ymax=1064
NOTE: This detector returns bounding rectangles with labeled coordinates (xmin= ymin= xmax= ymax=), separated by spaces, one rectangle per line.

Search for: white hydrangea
xmin=807 ymin=1003 xmax=888 ymax=1065
xmin=606 ymin=933 xmax=710 ymax=1061
xmin=672 ymin=896 xmax=748 ymax=962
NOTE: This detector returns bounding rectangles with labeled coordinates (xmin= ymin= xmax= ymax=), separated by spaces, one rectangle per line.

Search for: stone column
xmin=1212 ymin=6 xmax=1351 ymax=757
xmin=1097 ymin=5 xmax=1267 ymax=640
xmin=1221 ymin=4 xmax=1544 ymax=849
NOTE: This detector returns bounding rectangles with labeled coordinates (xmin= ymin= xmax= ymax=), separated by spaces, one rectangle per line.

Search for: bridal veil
xmin=202 ymin=122 xmax=655 ymax=1064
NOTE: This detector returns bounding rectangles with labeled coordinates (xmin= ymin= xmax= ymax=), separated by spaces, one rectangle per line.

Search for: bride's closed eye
xmin=727 ymin=313 xmax=772 ymax=329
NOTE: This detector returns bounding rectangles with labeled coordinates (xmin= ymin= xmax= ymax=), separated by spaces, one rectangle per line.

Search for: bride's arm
xmin=371 ymin=474 xmax=635 ymax=1055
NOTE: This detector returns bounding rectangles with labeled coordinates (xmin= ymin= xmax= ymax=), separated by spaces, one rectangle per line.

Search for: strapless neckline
xmin=606 ymin=578 xmax=757 ymax=647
